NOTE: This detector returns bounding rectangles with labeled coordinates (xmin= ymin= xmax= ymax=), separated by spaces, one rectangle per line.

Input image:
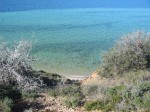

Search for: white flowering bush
xmin=0 ymin=40 xmax=43 ymax=91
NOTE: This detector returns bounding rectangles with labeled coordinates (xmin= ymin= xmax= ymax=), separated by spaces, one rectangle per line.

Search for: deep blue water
xmin=0 ymin=0 xmax=150 ymax=12
xmin=0 ymin=8 xmax=150 ymax=78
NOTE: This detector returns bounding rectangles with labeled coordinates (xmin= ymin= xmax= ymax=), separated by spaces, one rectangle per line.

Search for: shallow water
xmin=0 ymin=8 xmax=150 ymax=77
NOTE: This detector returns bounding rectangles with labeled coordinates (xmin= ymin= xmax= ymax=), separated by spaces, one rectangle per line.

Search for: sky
xmin=0 ymin=0 xmax=150 ymax=11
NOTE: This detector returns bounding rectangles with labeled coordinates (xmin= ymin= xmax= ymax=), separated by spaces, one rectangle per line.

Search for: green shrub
xmin=63 ymin=95 xmax=82 ymax=108
xmin=0 ymin=85 xmax=22 ymax=101
xmin=124 ymin=70 xmax=150 ymax=84
xmin=107 ymin=83 xmax=150 ymax=111
xmin=84 ymin=100 xmax=104 ymax=111
xmin=46 ymin=85 xmax=84 ymax=108
xmin=82 ymin=85 xmax=107 ymax=101
xmin=100 ymin=31 xmax=150 ymax=77
xmin=59 ymin=85 xmax=84 ymax=108
xmin=22 ymin=91 xmax=37 ymax=99
xmin=84 ymin=100 xmax=114 ymax=112
xmin=85 ymin=85 xmax=98 ymax=96
xmin=60 ymin=85 xmax=84 ymax=97
xmin=134 ymin=83 xmax=150 ymax=109
xmin=0 ymin=97 xmax=13 ymax=112
xmin=47 ymin=88 xmax=59 ymax=97
xmin=138 ymin=83 xmax=150 ymax=96
xmin=106 ymin=85 xmax=125 ymax=104
xmin=141 ymin=92 xmax=150 ymax=109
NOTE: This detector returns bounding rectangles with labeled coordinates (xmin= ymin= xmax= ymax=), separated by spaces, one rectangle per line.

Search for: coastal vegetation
xmin=83 ymin=31 xmax=150 ymax=112
xmin=0 ymin=31 xmax=150 ymax=112
xmin=100 ymin=31 xmax=150 ymax=77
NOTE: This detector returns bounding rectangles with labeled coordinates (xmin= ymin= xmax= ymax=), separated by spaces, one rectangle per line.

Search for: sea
xmin=0 ymin=8 xmax=150 ymax=78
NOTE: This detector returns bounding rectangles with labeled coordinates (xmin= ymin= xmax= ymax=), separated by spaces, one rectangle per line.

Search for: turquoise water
xmin=0 ymin=8 xmax=150 ymax=78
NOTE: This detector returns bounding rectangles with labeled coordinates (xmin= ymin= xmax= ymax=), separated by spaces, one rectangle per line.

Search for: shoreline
xmin=34 ymin=67 xmax=91 ymax=80
xmin=62 ymin=75 xmax=87 ymax=80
